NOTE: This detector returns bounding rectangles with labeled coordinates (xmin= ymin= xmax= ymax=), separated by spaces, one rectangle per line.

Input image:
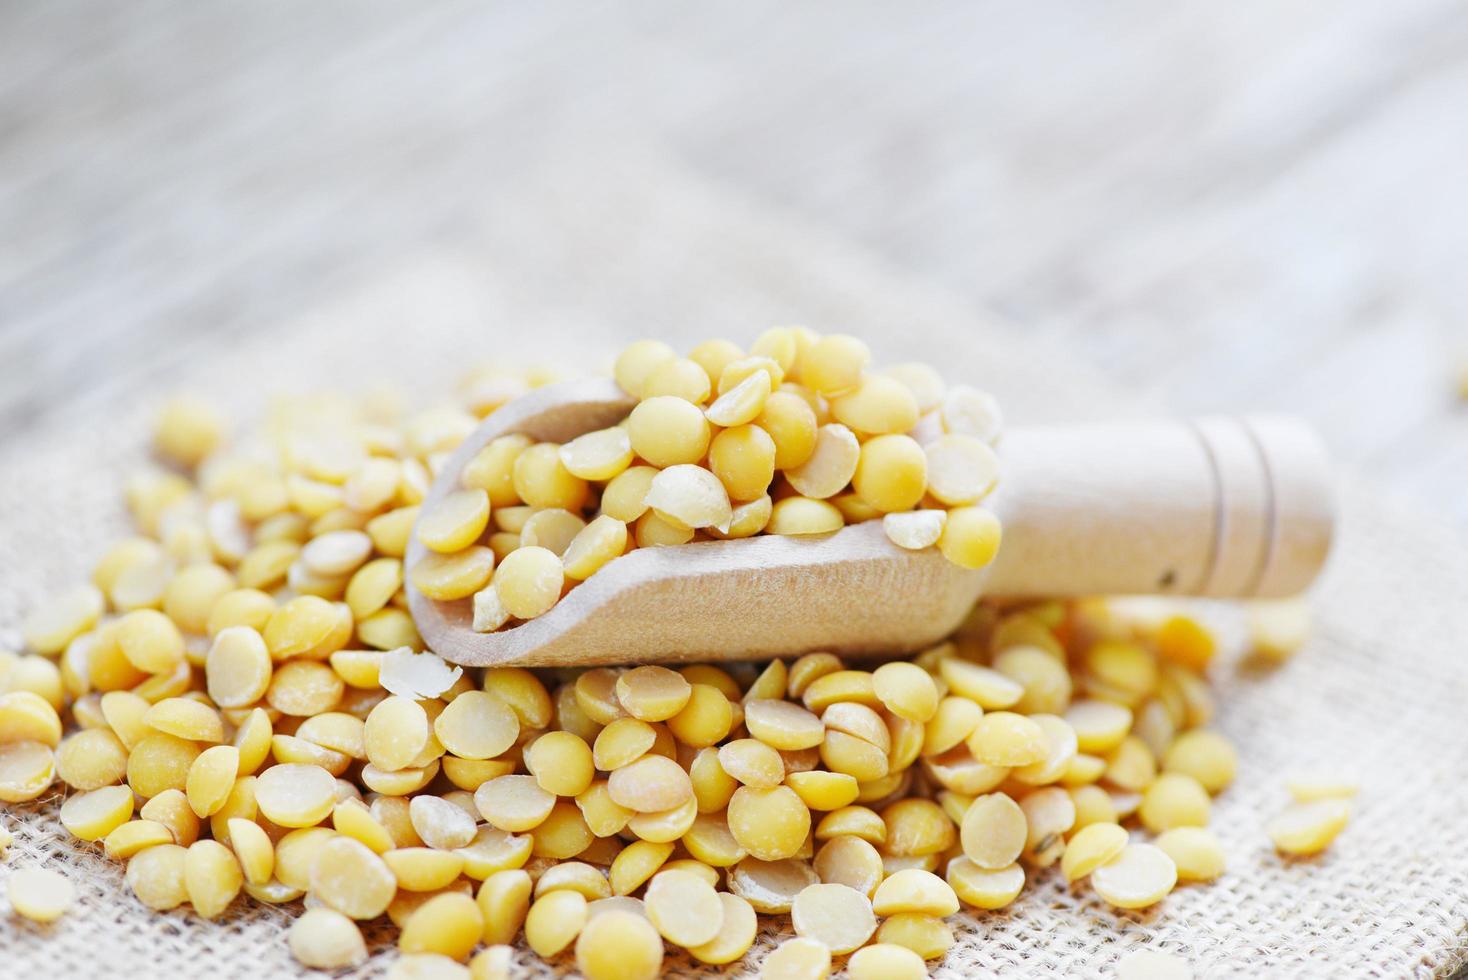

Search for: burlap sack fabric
xmin=1 ymin=150 xmax=1463 ymax=978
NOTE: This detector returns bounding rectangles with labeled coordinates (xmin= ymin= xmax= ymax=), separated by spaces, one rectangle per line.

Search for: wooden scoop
xmin=407 ymin=379 xmax=1334 ymax=668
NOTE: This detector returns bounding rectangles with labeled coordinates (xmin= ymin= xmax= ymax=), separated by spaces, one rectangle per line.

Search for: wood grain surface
xmin=2 ymin=0 xmax=1465 ymax=525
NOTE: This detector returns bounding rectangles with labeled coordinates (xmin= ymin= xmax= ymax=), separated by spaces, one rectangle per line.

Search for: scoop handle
xmin=985 ymin=416 xmax=1334 ymax=599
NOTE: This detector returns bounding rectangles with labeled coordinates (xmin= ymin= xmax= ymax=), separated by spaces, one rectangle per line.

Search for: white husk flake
xmin=378 ymin=647 xmax=463 ymax=699
xmin=472 ymin=587 xmax=511 ymax=633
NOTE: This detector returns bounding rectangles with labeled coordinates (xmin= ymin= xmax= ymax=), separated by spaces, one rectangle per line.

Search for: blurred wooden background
xmin=2 ymin=0 xmax=1466 ymax=522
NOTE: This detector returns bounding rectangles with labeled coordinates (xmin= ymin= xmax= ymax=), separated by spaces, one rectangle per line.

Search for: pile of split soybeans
xmin=0 ymin=329 xmax=1344 ymax=980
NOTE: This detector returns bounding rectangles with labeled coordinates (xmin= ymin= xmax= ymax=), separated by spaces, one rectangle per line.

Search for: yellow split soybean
xmin=8 ymin=867 xmax=76 ymax=923
xmin=104 ymin=819 xmax=175 ymax=860
xmin=1061 ymin=822 xmax=1129 ymax=883
xmin=418 ymin=490 xmax=491 ymax=554
xmin=412 ymin=547 xmax=496 ymax=602
xmin=256 ymin=763 xmax=336 ymax=828
xmin=813 ymin=835 xmax=883 ymax=896
xmin=525 ymin=888 xmax=587 ymax=958
xmin=1090 ymin=843 xmax=1178 ymax=909
xmin=60 ymin=784 xmax=135 ymax=841
xmin=139 ymin=789 xmax=200 ymax=846
xmin=227 ymin=817 xmax=275 ymax=885
xmin=127 ymin=734 xmax=200 ymax=799
xmin=745 ymin=699 xmax=825 ymax=750
xmin=126 ymin=842 xmax=190 ymax=910
xmin=491 ymin=547 xmax=562 ymax=620
xmin=760 ymin=936 xmax=832 ymax=980
xmin=946 ymin=856 xmax=1024 ymax=910
xmin=615 ymin=666 xmax=691 ymax=722
xmin=644 ymin=868 xmax=724 ymax=947
xmin=876 ymin=912 xmax=954 ymax=960
xmin=185 ymin=838 xmax=243 ymax=919
xmin=576 ymin=908 xmax=663 ymax=980
xmin=410 ymin=794 xmax=478 ymax=850
xmin=960 ymin=793 xmax=1026 ymax=870
xmin=475 ymin=775 xmax=556 ymax=832
xmin=186 ymin=745 xmax=241 ymax=818
xmin=1162 ymin=729 xmax=1237 ymax=793
xmin=791 ymin=881 xmax=876 ymax=954
xmin=871 ymin=867 xmax=959 ymax=917
xmin=521 ymin=731 xmax=592 ymax=798
xmin=290 ymin=908 xmax=369 ymax=969
xmin=848 ymin=944 xmax=927 ymax=980
xmin=872 ymin=662 xmax=940 ymax=723
xmin=1267 ymin=798 xmax=1350 ymax=856
xmin=55 ymin=727 xmax=128 ymax=790
xmin=689 ymin=891 xmax=757 ymax=964
xmin=1154 ymin=826 xmax=1226 ymax=881
xmin=728 ymin=785 xmax=810 ymax=862
xmin=1139 ymin=772 xmax=1211 ymax=833
xmin=399 ymin=891 xmax=484 ymax=961
xmin=434 ymin=691 xmax=518 ymax=761
xmin=366 ymin=696 xmax=431 ymax=772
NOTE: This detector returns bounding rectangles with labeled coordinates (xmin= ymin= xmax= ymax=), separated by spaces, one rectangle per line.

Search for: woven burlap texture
xmin=1 ymin=148 xmax=1463 ymax=979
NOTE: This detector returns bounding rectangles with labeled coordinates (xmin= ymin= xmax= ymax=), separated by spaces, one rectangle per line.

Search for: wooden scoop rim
xmin=405 ymin=378 xmax=980 ymax=666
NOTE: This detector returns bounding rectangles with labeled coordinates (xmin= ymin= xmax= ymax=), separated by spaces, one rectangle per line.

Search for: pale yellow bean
xmin=8 ymin=867 xmax=76 ymax=923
